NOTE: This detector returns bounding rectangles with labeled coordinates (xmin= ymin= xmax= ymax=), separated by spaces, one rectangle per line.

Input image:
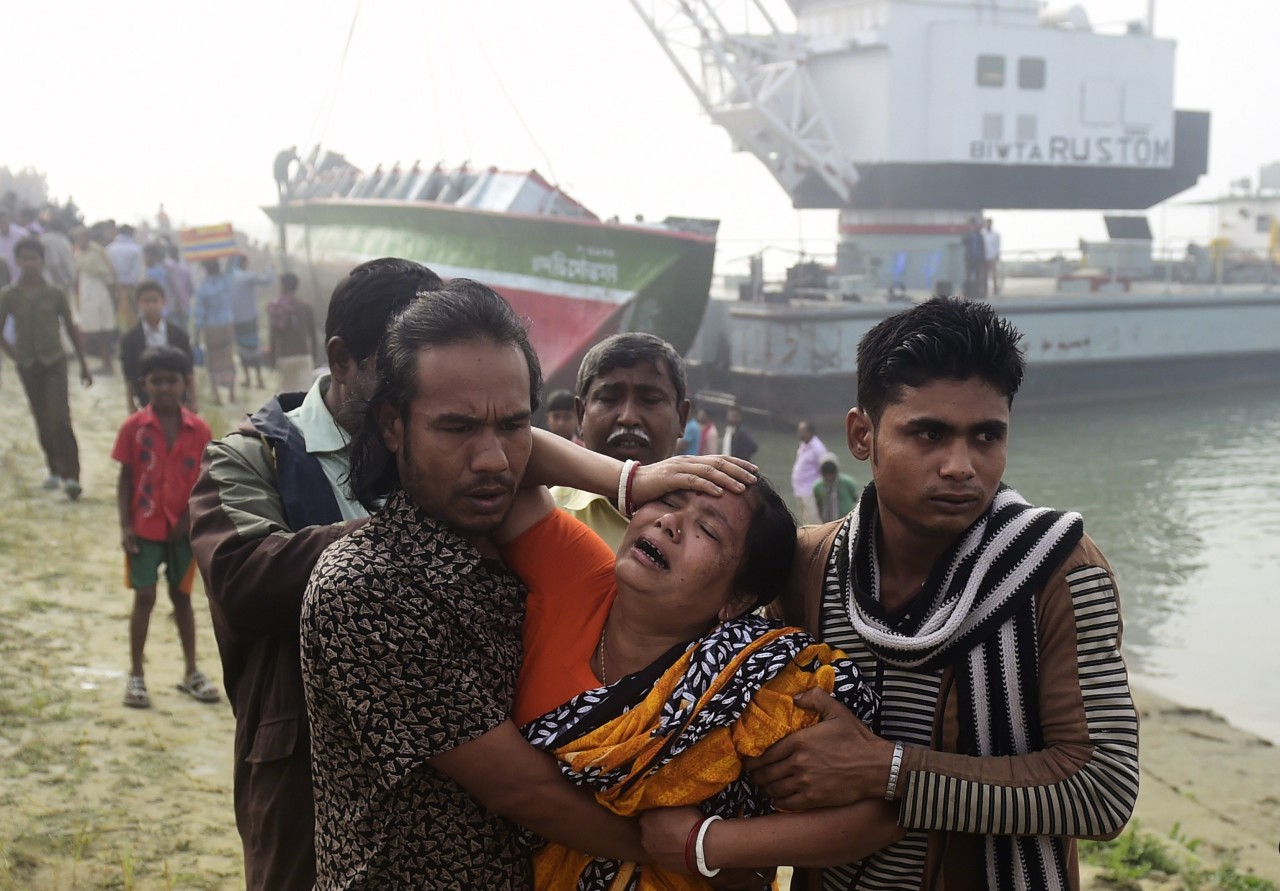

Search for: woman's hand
xmin=630 ymin=454 xmax=757 ymax=509
xmin=639 ymin=805 xmax=701 ymax=873
xmin=642 ymin=808 xmax=779 ymax=888
xmin=744 ymin=688 xmax=897 ymax=810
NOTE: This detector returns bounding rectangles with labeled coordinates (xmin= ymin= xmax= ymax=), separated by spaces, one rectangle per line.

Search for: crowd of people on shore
xmin=0 ymin=195 xmax=320 ymax=710
xmin=6 ymin=229 xmax=1139 ymax=889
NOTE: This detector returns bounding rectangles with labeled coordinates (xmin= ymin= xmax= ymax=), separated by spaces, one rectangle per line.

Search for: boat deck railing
xmin=716 ymin=242 xmax=1278 ymax=304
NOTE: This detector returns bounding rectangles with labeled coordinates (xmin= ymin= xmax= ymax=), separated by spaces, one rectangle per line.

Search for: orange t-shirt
xmin=502 ymin=509 xmax=618 ymax=727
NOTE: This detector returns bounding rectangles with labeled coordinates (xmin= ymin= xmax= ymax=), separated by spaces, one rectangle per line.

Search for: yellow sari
xmin=522 ymin=617 xmax=878 ymax=890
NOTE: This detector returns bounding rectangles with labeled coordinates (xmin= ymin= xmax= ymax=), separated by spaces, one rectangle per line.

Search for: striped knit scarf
xmin=841 ymin=483 xmax=1084 ymax=890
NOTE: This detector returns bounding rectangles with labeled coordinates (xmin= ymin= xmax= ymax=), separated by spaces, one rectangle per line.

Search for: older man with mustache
xmin=550 ymin=332 xmax=691 ymax=550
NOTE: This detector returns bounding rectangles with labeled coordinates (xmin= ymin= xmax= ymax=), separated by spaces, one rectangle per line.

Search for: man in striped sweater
xmin=750 ymin=297 xmax=1138 ymax=890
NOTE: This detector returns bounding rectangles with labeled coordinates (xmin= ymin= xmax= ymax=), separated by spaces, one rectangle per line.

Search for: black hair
xmin=13 ymin=236 xmax=43 ymax=260
xmin=347 ymin=278 xmax=543 ymax=510
xmin=545 ymin=388 xmax=575 ymax=412
xmin=201 ymin=259 xmax=220 ymax=275
xmin=139 ymin=344 xmax=192 ymax=378
xmin=280 ymin=272 xmax=300 ymax=292
xmin=323 ymin=257 xmax=443 ymax=365
xmin=143 ymin=243 xmax=164 ymax=265
xmin=856 ymin=296 xmax=1025 ymax=422
xmin=575 ymin=332 xmax=687 ymax=405
xmin=730 ymin=474 xmax=797 ymax=610
xmin=119 ymin=224 xmax=135 ymax=236
xmin=136 ymin=279 xmax=166 ymax=301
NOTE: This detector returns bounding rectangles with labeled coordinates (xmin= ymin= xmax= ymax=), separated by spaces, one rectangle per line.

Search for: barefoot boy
xmin=112 ymin=345 xmax=219 ymax=708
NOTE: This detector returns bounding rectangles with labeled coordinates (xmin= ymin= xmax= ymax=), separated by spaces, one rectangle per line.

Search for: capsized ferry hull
xmin=264 ymin=198 xmax=716 ymax=388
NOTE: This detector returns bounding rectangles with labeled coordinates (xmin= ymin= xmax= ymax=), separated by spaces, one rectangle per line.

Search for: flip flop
xmin=177 ymin=670 xmax=220 ymax=703
xmin=124 ymin=676 xmax=151 ymax=708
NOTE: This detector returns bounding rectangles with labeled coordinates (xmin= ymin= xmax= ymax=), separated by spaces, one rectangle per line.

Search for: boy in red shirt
xmin=112 ymin=345 xmax=219 ymax=708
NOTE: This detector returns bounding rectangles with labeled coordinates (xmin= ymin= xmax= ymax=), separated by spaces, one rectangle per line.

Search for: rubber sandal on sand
xmin=64 ymin=480 xmax=82 ymax=501
xmin=177 ymin=670 xmax=220 ymax=703
xmin=124 ymin=676 xmax=151 ymax=708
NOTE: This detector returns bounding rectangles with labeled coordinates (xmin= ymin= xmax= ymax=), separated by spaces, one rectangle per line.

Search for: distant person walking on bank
xmin=983 ymin=218 xmax=1002 ymax=296
xmin=0 ymin=237 xmax=93 ymax=499
xmin=113 ymin=346 xmax=218 ymax=709
xmin=790 ymin=418 xmax=826 ymax=523
xmin=164 ymin=244 xmax=195 ymax=336
xmin=107 ymin=224 xmax=144 ymax=329
xmin=266 ymin=272 xmax=316 ymax=393
xmin=813 ymin=450 xmax=859 ymax=522
xmin=678 ymin=408 xmax=701 ymax=455
xmin=722 ymin=402 xmax=758 ymax=462
xmin=73 ymin=225 xmax=119 ymax=375
xmin=962 ymin=216 xmax=986 ymax=299
xmin=193 ymin=259 xmax=236 ymax=405
xmin=227 ymin=254 xmax=274 ymax=391
xmin=696 ymin=405 xmax=718 ymax=454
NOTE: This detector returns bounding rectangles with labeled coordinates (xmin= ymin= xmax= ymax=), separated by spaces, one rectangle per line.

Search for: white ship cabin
xmin=791 ymin=0 xmax=1175 ymax=175
xmin=652 ymin=0 xmax=1203 ymax=209
xmin=1202 ymin=164 xmax=1280 ymax=256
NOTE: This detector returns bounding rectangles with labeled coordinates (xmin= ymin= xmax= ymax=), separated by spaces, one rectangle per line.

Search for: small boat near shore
xmin=265 ymin=155 xmax=718 ymax=390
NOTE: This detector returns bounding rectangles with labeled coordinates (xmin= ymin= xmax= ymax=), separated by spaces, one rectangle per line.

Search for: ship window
xmin=1017 ymin=114 xmax=1038 ymax=142
xmin=977 ymin=55 xmax=1005 ymax=87
xmin=1258 ymin=214 xmax=1273 ymax=234
xmin=1018 ymin=57 xmax=1046 ymax=89
xmin=983 ymin=113 xmax=1004 ymax=140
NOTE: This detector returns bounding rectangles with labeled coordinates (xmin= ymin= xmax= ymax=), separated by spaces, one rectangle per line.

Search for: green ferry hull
xmin=264 ymin=199 xmax=716 ymax=389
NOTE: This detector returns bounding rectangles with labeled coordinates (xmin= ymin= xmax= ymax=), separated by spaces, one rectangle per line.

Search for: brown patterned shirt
xmin=0 ymin=282 xmax=73 ymax=367
xmin=301 ymin=488 xmax=529 ymax=889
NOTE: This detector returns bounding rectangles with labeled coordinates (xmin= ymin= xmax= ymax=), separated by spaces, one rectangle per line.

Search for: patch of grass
xmin=1082 ymin=823 xmax=1278 ymax=891
xmin=0 ymin=677 xmax=73 ymax=726
xmin=1082 ymin=823 xmax=1182 ymax=888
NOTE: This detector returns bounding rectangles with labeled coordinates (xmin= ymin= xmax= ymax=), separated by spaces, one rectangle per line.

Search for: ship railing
xmin=723 ymin=242 xmax=1275 ymax=303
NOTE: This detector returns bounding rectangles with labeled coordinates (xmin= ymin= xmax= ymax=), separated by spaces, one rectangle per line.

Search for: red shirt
xmin=111 ymin=406 xmax=212 ymax=541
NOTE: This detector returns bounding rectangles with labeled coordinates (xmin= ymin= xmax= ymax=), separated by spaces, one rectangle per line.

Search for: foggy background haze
xmin=6 ymin=0 xmax=1272 ymax=277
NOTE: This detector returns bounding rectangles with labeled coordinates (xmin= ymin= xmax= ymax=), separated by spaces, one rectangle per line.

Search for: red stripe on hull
xmin=492 ymin=286 xmax=625 ymax=384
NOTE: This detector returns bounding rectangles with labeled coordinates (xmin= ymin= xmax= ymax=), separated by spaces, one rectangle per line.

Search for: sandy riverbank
xmin=0 ymin=368 xmax=1275 ymax=889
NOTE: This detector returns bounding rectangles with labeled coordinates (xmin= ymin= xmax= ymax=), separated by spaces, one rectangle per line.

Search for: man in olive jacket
xmin=189 ymin=259 xmax=440 ymax=891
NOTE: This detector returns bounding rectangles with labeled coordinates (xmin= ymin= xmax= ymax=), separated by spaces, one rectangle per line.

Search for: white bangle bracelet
xmin=885 ymin=740 xmax=905 ymax=801
xmin=617 ymin=459 xmax=638 ymax=518
xmin=694 ymin=813 xmax=723 ymax=877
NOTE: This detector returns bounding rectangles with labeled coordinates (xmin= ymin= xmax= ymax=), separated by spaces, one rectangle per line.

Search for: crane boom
xmin=627 ymin=0 xmax=859 ymax=203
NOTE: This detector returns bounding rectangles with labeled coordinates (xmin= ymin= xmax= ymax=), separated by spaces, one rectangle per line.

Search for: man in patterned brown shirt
xmin=302 ymin=280 xmax=645 ymax=889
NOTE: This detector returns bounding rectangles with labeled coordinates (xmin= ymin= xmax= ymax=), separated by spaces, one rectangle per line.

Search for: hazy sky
xmin=5 ymin=0 xmax=1271 ymax=276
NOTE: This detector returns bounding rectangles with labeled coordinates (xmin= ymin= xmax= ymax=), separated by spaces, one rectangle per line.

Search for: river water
xmin=742 ymin=384 xmax=1280 ymax=743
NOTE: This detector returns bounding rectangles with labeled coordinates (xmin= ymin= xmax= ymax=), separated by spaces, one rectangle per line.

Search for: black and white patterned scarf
xmin=841 ymin=483 xmax=1083 ymax=889
xmin=522 ymin=616 xmax=879 ymax=890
